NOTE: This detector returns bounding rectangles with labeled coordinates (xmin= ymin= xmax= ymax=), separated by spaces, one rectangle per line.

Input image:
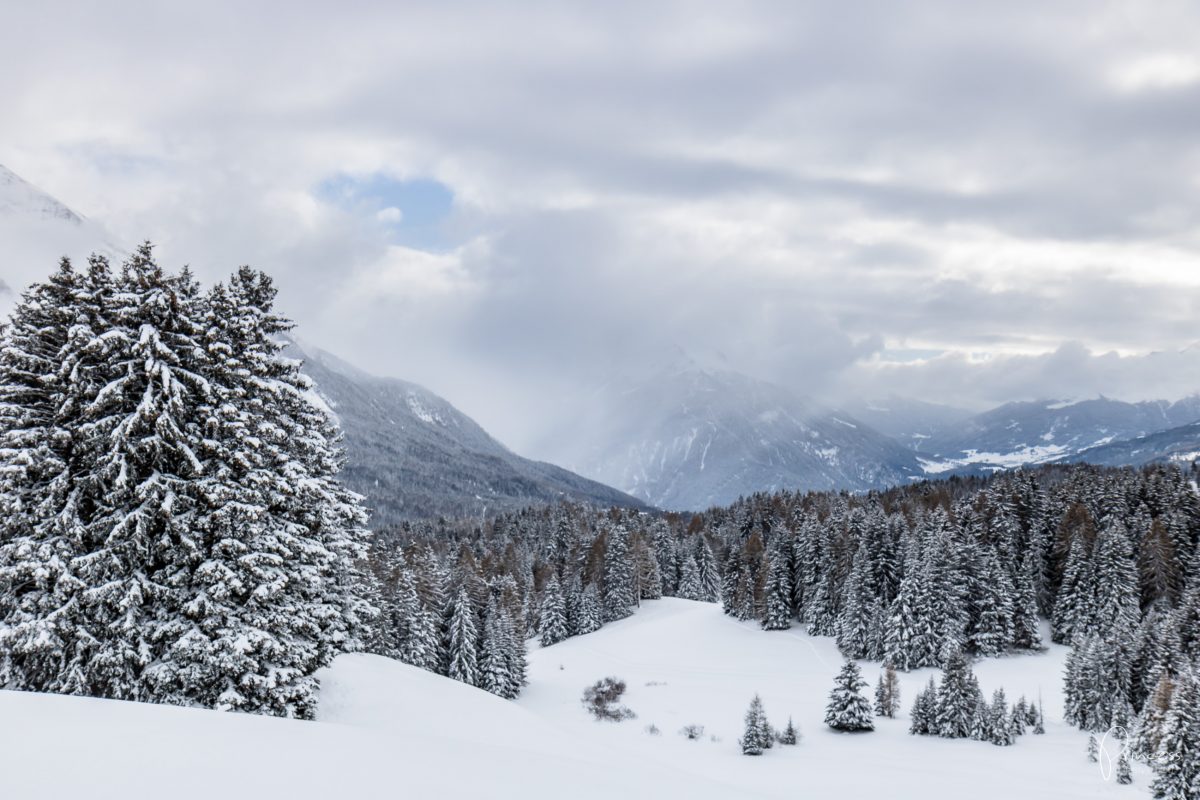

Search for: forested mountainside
xmin=290 ymin=342 xmax=649 ymax=524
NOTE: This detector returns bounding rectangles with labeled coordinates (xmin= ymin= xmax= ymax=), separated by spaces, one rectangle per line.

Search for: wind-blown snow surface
xmin=0 ymin=599 xmax=1146 ymax=798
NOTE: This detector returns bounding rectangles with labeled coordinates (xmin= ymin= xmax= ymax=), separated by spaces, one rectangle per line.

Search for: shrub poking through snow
xmin=582 ymin=677 xmax=636 ymax=721
xmin=680 ymin=724 xmax=705 ymax=740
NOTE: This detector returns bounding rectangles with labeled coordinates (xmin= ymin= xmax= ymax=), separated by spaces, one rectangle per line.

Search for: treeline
xmin=0 ymin=246 xmax=372 ymax=718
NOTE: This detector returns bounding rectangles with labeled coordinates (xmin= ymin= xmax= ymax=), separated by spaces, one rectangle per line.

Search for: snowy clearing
xmin=0 ymin=599 xmax=1150 ymax=799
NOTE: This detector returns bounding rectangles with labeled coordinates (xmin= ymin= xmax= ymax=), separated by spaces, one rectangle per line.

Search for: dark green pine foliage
xmin=1011 ymin=548 xmax=1044 ymax=650
xmin=825 ymin=659 xmax=874 ymax=732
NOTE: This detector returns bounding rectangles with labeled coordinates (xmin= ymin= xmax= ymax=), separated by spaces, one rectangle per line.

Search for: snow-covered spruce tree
xmin=779 ymin=716 xmax=799 ymax=745
xmin=935 ymin=648 xmax=980 ymax=739
xmin=602 ymin=525 xmax=637 ymax=623
xmin=761 ymin=536 xmax=793 ymax=631
xmin=575 ymin=583 xmax=603 ymax=635
xmin=1116 ymin=749 xmax=1133 ymax=785
xmin=391 ymin=570 xmax=439 ymax=671
xmin=677 ymin=553 xmax=703 ymax=600
xmin=741 ymin=694 xmax=771 ymax=755
xmin=825 ymin=659 xmax=874 ymax=732
xmin=158 ymin=263 xmax=372 ymax=717
xmin=1150 ymin=669 xmax=1200 ymax=800
xmin=989 ymin=689 xmax=1015 ymax=746
xmin=1052 ymin=533 xmax=1095 ymax=645
xmin=1086 ymin=733 xmax=1099 ymax=762
xmin=966 ymin=546 xmax=1014 ymax=657
xmin=874 ymin=662 xmax=901 ymax=718
xmin=480 ymin=597 xmax=515 ymax=698
xmin=1011 ymin=548 xmax=1044 ymax=651
xmin=0 ymin=257 xmax=96 ymax=692
xmin=538 ymin=574 xmax=568 ymax=647
xmin=837 ymin=544 xmax=879 ymax=658
xmin=446 ymin=586 xmax=479 ymax=686
xmin=2 ymin=249 xmax=370 ymax=716
xmin=696 ymin=538 xmax=720 ymax=603
xmin=909 ymin=676 xmax=938 ymax=736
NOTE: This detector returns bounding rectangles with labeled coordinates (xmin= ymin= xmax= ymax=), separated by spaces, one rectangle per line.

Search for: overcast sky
xmin=2 ymin=1 xmax=1199 ymax=455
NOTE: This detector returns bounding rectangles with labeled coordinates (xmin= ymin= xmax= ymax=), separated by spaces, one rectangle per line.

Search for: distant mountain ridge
xmin=911 ymin=396 xmax=1200 ymax=475
xmin=545 ymin=364 xmax=925 ymax=511
xmin=289 ymin=342 xmax=650 ymax=524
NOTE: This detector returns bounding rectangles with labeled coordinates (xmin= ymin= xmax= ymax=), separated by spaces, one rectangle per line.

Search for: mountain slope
xmin=291 ymin=342 xmax=649 ymax=523
xmin=917 ymin=396 xmax=1200 ymax=474
xmin=1064 ymin=420 xmax=1200 ymax=468
xmin=551 ymin=365 xmax=924 ymax=511
xmin=0 ymin=164 xmax=121 ymax=318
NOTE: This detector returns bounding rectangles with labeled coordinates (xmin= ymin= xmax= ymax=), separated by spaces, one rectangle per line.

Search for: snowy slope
xmin=521 ymin=598 xmax=1147 ymax=799
xmin=290 ymin=341 xmax=651 ymax=523
xmin=0 ymin=599 xmax=1147 ymax=799
xmin=0 ymin=164 xmax=121 ymax=319
xmin=1064 ymin=420 xmax=1200 ymax=469
xmin=0 ymin=653 xmax=741 ymax=800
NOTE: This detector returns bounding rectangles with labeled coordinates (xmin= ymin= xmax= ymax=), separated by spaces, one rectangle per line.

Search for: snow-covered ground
xmin=0 ymin=598 xmax=1149 ymax=798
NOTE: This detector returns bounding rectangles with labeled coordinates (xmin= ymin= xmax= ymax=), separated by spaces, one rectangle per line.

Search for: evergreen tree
xmin=677 ymin=554 xmax=703 ymax=601
xmin=761 ymin=537 xmax=793 ymax=631
xmin=602 ymin=525 xmax=637 ymax=623
xmin=696 ymin=538 xmax=720 ymax=602
xmin=779 ymin=716 xmax=799 ymax=745
xmin=935 ymin=649 xmax=980 ymax=739
xmin=538 ymin=574 xmax=568 ymax=647
xmin=1087 ymin=733 xmax=1098 ymax=762
xmin=909 ymin=676 xmax=939 ymax=736
xmin=825 ymin=659 xmax=874 ymax=732
xmin=874 ymin=662 xmax=901 ymax=718
xmin=1116 ymin=749 xmax=1132 ymax=785
xmin=447 ymin=587 xmax=478 ymax=686
xmin=1011 ymin=548 xmax=1044 ymax=651
xmin=741 ymin=694 xmax=770 ymax=755
xmin=1150 ymin=669 xmax=1200 ymax=800
xmin=990 ymin=689 xmax=1015 ymax=746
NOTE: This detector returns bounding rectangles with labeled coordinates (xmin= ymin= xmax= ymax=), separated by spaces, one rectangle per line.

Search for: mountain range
xmin=1 ymin=162 xmax=1196 ymax=520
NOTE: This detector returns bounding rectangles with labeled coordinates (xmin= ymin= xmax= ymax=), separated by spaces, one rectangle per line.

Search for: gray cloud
xmin=2 ymin=1 xmax=1199 ymax=453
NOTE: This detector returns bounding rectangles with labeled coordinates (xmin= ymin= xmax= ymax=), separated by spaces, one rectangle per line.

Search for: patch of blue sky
xmin=317 ymin=173 xmax=455 ymax=250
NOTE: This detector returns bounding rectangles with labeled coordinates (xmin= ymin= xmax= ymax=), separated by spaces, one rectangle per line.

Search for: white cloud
xmin=2 ymin=1 xmax=1200 ymax=450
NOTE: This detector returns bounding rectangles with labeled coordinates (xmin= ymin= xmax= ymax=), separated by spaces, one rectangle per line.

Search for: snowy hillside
xmin=915 ymin=397 xmax=1200 ymax=475
xmin=548 ymin=363 xmax=924 ymax=511
xmin=0 ymin=599 xmax=1145 ymax=799
xmin=0 ymin=164 xmax=121 ymax=319
xmin=289 ymin=340 xmax=650 ymax=523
